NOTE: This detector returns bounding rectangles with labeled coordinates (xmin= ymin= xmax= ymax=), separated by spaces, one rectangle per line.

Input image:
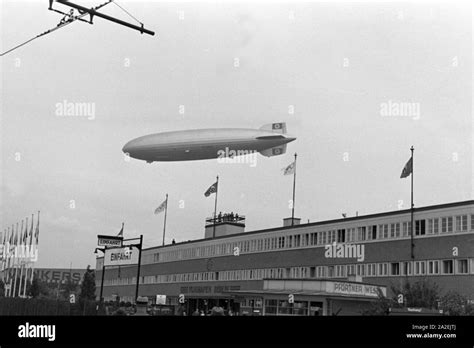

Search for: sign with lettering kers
xmin=104 ymin=246 xmax=139 ymax=266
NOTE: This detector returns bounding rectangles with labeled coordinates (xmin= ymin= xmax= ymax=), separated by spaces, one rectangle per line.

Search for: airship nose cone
xmin=122 ymin=139 xmax=138 ymax=154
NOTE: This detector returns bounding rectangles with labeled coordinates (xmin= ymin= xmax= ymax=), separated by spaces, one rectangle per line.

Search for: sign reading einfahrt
xmin=104 ymin=246 xmax=139 ymax=266
xmin=97 ymin=235 xmax=123 ymax=248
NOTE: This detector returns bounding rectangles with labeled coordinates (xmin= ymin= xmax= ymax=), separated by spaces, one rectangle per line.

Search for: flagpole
xmin=162 ymin=194 xmax=168 ymax=246
xmin=13 ymin=221 xmax=22 ymax=297
xmin=23 ymin=213 xmax=33 ymax=297
xmin=6 ymin=226 xmax=12 ymax=296
xmin=213 ymin=175 xmax=219 ymax=238
xmin=18 ymin=217 xmax=28 ymax=298
xmin=410 ymin=146 xmax=415 ymax=260
xmin=291 ymin=153 xmax=297 ymax=226
xmin=30 ymin=211 xmax=40 ymax=284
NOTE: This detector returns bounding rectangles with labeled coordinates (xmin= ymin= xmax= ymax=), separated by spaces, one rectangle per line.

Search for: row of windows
xmin=143 ymin=214 xmax=474 ymax=264
xmin=103 ymin=258 xmax=474 ymax=287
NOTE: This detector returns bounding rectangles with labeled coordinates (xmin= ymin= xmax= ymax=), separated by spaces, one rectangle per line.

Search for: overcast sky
xmin=1 ymin=0 xmax=472 ymax=268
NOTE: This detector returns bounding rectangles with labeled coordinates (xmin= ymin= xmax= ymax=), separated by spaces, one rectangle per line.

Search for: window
xmin=379 ymin=224 xmax=389 ymax=239
xmin=327 ymin=266 xmax=334 ymax=278
xmin=441 ymin=217 xmax=446 ymax=232
xmin=442 ymin=260 xmax=454 ymax=274
xmin=428 ymin=260 xmax=439 ymax=275
xmin=278 ymin=237 xmax=285 ymax=249
xmin=371 ymin=225 xmax=377 ymax=240
xmin=414 ymin=261 xmax=426 ymax=275
xmin=287 ymin=236 xmax=293 ymax=248
xmin=311 ymin=232 xmax=318 ymax=245
xmin=455 ymin=215 xmax=468 ymax=232
xmin=431 ymin=219 xmax=438 ymax=234
xmin=378 ymin=263 xmax=388 ymax=276
xmin=294 ymin=234 xmax=301 ymax=247
xmin=390 ymin=224 xmax=396 ymax=238
xmin=271 ymin=238 xmax=277 ymax=249
xmin=402 ymin=222 xmax=412 ymax=237
xmin=357 ymin=264 xmax=365 ymax=276
xmin=403 ymin=261 xmax=412 ymax=276
xmin=316 ymin=266 xmax=326 ymax=278
xmin=428 ymin=218 xmax=439 ymax=234
xmin=367 ymin=263 xmax=376 ymax=276
xmin=335 ymin=265 xmax=346 ymax=277
xmin=415 ymin=220 xmax=426 ymax=236
xmin=329 ymin=230 xmax=337 ymax=244
xmin=358 ymin=227 xmax=366 ymax=241
xmin=337 ymin=229 xmax=345 ymax=243
xmin=471 ymin=215 xmax=474 ymax=231
xmin=447 ymin=217 xmax=453 ymax=232
xmin=347 ymin=228 xmax=355 ymax=242
xmin=457 ymin=259 xmax=468 ymax=274
xmin=391 ymin=262 xmax=400 ymax=276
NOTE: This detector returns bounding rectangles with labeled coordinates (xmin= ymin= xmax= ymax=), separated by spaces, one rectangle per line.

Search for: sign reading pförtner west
xmin=97 ymin=235 xmax=123 ymax=248
xmin=327 ymin=281 xmax=386 ymax=298
xmin=104 ymin=246 xmax=139 ymax=266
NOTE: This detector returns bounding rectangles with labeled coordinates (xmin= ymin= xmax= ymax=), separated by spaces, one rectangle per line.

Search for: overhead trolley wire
xmin=112 ymin=1 xmax=143 ymax=26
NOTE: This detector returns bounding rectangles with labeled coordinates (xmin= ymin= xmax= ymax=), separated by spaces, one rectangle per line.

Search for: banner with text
xmin=104 ymin=246 xmax=139 ymax=266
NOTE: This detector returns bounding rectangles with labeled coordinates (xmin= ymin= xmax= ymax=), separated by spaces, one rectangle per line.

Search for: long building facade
xmin=96 ymin=200 xmax=474 ymax=315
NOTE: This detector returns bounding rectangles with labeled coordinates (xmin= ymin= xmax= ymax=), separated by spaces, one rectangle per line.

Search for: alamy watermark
xmin=55 ymin=99 xmax=96 ymax=120
xmin=324 ymin=242 xmax=365 ymax=262
xmin=217 ymin=147 xmax=257 ymax=167
xmin=380 ymin=100 xmax=420 ymax=120
xmin=0 ymin=243 xmax=38 ymax=263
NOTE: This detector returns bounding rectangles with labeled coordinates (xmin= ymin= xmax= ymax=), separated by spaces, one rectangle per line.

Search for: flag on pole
xmin=29 ymin=216 xmax=34 ymax=246
xmin=204 ymin=181 xmax=218 ymax=197
xmin=400 ymin=157 xmax=413 ymax=178
xmin=282 ymin=161 xmax=295 ymax=175
xmin=34 ymin=214 xmax=40 ymax=244
xmin=23 ymin=219 xmax=28 ymax=244
xmin=154 ymin=199 xmax=167 ymax=214
xmin=117 ymin=223 xmax=124 ymax=237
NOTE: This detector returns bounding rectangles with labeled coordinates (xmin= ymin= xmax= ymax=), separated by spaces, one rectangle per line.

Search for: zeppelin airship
xmin=122 ymin=122 xmax=296 ymax=162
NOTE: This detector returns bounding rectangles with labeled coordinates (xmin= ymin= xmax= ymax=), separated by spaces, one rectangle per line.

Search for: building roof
xmin=142 ymin=199 xmax=473 ymax=252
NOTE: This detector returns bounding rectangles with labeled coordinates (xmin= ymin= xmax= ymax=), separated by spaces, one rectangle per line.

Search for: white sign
xmin=327 ymin=281 xmax=386 ymax=298
xmin=156 ymin=295 xmax=166 ymax=305
xmin=104 ymin=246 xmax=139 ymax=266
xmin=97 ymin=236 xmax=122 ymax=248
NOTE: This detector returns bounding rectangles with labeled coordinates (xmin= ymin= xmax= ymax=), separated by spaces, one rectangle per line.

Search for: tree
xmin=362 ymin=279 xmax=441 ymax=316
xmin=440 ymin=291 xmax=474 ymax=316
xmin=63 ymin=277 xmax=78 ymax=300
xmin=361 ymin=288 xmax=393 ymax=315
xmin=79 ymin=265 xmax=96 ymax=301
xmin=391 ymin=279 xmax=440 ymax=308
xmin=27 ymin=278 xmax=50 ymax=298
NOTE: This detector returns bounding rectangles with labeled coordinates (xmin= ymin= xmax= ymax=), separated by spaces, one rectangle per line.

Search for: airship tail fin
xmin=259 ymin=144 xmax=287 ymax=157
xmin=259 ymin=122 xmax=287 ymax=134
